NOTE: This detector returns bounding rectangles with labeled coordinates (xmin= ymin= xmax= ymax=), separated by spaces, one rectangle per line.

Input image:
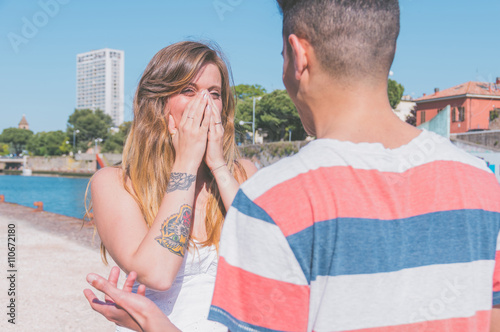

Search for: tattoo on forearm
xmin=155 ymin=204 xmax=192 ymax=257
xmin=166 ymin=173 xmax=196 ymax=193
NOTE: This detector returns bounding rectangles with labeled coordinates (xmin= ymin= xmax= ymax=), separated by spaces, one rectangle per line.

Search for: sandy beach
xmin=0 ymin=201 xmax=123 ymax=331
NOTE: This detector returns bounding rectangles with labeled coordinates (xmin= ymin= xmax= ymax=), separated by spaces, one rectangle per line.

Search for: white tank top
xmin=116 ymin=241 xmax=227 ymax=332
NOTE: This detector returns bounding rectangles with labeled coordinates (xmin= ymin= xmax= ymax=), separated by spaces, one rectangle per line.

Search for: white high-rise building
xmin=76 ymin=48 xmax=124 ymax=126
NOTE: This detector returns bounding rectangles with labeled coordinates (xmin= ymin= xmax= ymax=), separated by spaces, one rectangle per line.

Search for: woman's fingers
xmin=137 ymin=284 xmax=146 ymax=297
xmin=83 ymin=287 xmax=118 ymax=320
xmin=179 ymin=91 xmax=207 ymax=128
xmin=83 ymin=288 xmax=100 ymax=306
xmin=208 ymin=96 xmax=222 ymax=123
xmin=209 ymin=107 xmax=216 ymax=136
xmin=87 ymin=273 xmax=120 ymax=302
xmin=204 ymin=95 xmax=225 ymax=169
xmin=122 ymin=271 xmax=137 ymax=293
xmin=190 ymin=91 xmax=209 ymax=129
xmin=179 ymin=92 xmax=204 ymax=127
xmin=84 ymin=283 xmax=143 ymax=330
xmin=208 ymin=97 xmax=223 ymax=137
xmin=104 ymin=266 xmax=120 ymax=303
xmin=202 ymin=104 xmax=212 ymax=130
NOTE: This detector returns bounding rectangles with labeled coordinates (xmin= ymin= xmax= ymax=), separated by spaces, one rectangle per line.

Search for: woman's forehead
xmin=191 ymin=63 xmax=222 ymax=88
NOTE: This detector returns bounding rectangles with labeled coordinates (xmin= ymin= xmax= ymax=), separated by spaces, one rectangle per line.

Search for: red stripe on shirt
xmin=211 ymin=257 xmax=309 ymax=332
xmin=323 ymin=309 xmax=490 ymax=332
xmin=254 ymin=161 xmax=500 ymax=237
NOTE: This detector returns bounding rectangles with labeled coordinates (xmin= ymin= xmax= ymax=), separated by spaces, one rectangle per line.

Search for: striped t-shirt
xmin=208 ymin=130 xmax=500 ymax=332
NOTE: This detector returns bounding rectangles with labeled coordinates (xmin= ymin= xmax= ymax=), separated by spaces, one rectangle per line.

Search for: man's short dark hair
xmin=277 ymin=0 xmax=400 ymax=82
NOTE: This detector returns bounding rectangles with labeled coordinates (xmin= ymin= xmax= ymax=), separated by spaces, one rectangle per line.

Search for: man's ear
xmin=288 ymin=34 xmax=309 ymax=81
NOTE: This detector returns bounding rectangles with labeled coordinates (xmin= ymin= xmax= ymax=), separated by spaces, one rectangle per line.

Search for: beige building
xmin=393 ymin=95 xmax=416 ymax=122
xmin=18 ymin=115 xmax=29 ymax=130
xmin=76 ymin=48 xmax=125 ymax=126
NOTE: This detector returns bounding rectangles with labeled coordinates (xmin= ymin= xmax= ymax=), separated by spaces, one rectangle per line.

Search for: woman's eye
xmin=182 ymin=89 xmax=195 ymax=95
xmin=210 ymin=92 xmax=221 ymax=99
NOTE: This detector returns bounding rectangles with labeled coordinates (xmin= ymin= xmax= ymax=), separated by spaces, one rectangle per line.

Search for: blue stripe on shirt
xmin=232 ymin=189 xmax=276 ymax=225
xmin=285 ymin=209 xmax=500 ymax=283
xmin=493 ymin=291 xmax=500 ymax=306
xmin=208 ymin=306 xmax=283 ymax=332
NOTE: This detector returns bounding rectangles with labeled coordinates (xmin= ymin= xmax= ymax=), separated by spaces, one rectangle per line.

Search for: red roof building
xmin=415 ymin=79 xmax=500 ymax=133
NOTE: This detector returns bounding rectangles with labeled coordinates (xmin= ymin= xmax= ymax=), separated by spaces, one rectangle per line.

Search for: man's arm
xmin=84 ymin=266 xmax=180 ymax=332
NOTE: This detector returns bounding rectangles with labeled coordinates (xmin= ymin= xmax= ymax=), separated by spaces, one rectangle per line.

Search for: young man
xmin=85 ymin=0 xmax=500 ymax=331
xmin=206 ymin=1 xmax=500 ymax=331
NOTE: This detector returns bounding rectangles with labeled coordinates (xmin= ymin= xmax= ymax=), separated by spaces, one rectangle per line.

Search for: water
xmin=0 ymin=174 xmax=91 ymax=219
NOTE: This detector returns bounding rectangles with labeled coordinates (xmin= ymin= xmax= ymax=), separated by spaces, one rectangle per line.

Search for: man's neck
xmin=300 ymin=80 xmax=421 ymax=149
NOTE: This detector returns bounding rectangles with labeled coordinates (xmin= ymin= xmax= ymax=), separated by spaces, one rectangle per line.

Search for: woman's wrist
xmin=172 ymin=159 xmax=200 ymax=174
xmin=210 ymin=163 xmax=227 ymax=174
xmin=210 ymin=163 xmax=232 ymax=189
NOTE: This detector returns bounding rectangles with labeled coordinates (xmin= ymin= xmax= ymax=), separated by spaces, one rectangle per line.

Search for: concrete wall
xmin=238 ymin=140 xmax=311 ymax=168
xmin=28 ymin=156 xmax=95 ymax=173
xmin=452 ymin=130 xmax=500 ymax=150
xmin=452 ymin=139 xmax=499 ymax=153
xmin=17 ymin=141 xmax=312 ymax=174
xmin=102 ymin=153 xmax=122 ymax=166
xmin=21 ymin=153 xmax=124 ymax=173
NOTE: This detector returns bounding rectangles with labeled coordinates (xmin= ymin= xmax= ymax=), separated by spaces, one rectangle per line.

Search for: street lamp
xmin=94 ymin=138 xmax=103 ymax=154
xmin=238 ymin=96 xmax=262 ymax=144
xmin=73 ymin=129 xmax=80 ymax=152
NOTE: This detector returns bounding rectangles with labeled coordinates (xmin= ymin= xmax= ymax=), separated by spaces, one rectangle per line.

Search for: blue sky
xmin=0 ymin=0 xmax=499 ymax=133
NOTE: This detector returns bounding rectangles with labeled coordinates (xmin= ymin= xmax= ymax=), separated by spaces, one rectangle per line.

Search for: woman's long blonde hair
xmin=89 ymin=41 xmax=246 ymax=264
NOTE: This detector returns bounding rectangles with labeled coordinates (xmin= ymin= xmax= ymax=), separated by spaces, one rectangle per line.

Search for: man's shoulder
xmin=408 ymin=130 xmax=491 ymax=173
xmin=239 ymin=141 xmax=322 ymax=201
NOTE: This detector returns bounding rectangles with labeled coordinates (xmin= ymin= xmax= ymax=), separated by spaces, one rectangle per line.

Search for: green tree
xmin=490 ymin=109 xmax=499 ymax=122
xmin=67 ymin=109 xmax=113 ymax=152
xmin=235 ymin=97 xmax=255 ymax=143
xmin=27 ymin=131 xmax=70 ymax=156
xmin=0 ymin=128 xmax=34 ymax=155
xmin=102 ymin=121 xmax=131 ymax=153
xmin=388 ymin=79 xmax=405 ymax=109
xmin=406 ymin=108 xmax=417 ymax=126
xmin=234 ymin=84 xmax=267 ymax=101
xmin=234 ymin=84 xmax=267 ymax=144
xmin=237 ymin=90 xmax=307 ymax=143
xmin=0 ymin=142 xmax=9 ymax=155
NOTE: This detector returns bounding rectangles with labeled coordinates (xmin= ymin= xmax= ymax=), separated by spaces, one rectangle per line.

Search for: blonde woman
xmin=88 ymin=41 xmax=257 ymax=331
